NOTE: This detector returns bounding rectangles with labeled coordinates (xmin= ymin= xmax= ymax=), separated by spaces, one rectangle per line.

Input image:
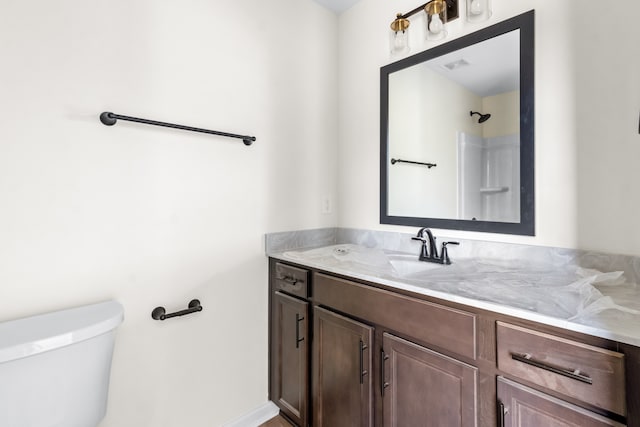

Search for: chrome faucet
xmin=411 ymin=228 xmax=459 ymax=265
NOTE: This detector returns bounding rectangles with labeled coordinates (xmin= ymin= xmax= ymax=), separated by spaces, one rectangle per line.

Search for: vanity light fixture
xmin=466 ymin=0 xmax=492 ymax=23
xmin=390 ymin=0 xmax=459 ymax=54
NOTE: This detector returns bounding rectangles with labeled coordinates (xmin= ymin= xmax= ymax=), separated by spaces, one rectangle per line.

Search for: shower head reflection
xmin=470 ymin=110 xmax=491 ymax=123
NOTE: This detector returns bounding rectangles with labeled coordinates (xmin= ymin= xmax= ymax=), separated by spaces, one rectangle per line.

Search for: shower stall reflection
xmin=457 ymin=131 xmax=520 ymax=223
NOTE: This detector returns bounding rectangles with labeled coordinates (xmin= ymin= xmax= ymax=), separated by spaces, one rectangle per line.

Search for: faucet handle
xmin=412 ymin=236 xmax=429 ymax=259
xmin=440 ymin=241 xmax=459 ymax=265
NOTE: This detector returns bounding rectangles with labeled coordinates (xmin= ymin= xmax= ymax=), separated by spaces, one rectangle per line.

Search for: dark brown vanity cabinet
xmin=269 ymin=259 xmax=639 ymax=426
xmin=270 ymin=263 xmax=311 ymax=426
xmin=496 ymin=321 xmax=628 ymax=426
xmin=312 ymin=273 xmax=478 ymax=427
xmin=313 ymin=306 xmax=373 ymax=426
xmin=382 ymin=333 xmax=477 ymax=426
xmin=311 ymin=309 xmax=478 ymax=427
xmin=311 ymin=271 xmax=480 ymax=427
xmin=269 ymin=261 xmax=480 ymax=426
xmin=497 ymin=377 xmax=624 ymax=426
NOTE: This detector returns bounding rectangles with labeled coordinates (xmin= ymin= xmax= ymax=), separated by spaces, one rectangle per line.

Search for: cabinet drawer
xmin=314 ymin=273 xmax=477 ymax=360
xmin=274 ymin=263 xmax=309 ymax=298
xmin=497 ymin=321 xmax=626 ymax=416
xmin=497 ymin=377 xmax=625 ymax=426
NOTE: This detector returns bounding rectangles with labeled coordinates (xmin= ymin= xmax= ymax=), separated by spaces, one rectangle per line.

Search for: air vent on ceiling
xmin=443 ymin=59 xmax=470 ymax=71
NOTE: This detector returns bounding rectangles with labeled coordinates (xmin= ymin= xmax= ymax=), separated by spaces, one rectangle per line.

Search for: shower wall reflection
xmin=457 ymin=131 xmax=520 ymax=223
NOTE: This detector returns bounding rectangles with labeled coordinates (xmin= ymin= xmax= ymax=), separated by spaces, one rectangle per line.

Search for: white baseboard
xmin=222 ymin=401 xmax=280 ymax=427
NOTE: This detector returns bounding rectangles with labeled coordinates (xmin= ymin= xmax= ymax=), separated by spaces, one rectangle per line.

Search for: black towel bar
xmin=390 ymin=158 xmax=437 ymax=168
xmin=152 ymin=299 xmax=203 ymax=321
xmin=100 ymin=112 xmax=255 ymax=145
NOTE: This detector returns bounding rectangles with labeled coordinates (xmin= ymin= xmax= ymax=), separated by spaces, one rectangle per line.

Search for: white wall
xmin=388 ymin=64 xmax=480 ymax=218
xmin=0 ymin=0 xmax=337 ymax=425
xmin=338 ymin=0 xmax=640 ymax=256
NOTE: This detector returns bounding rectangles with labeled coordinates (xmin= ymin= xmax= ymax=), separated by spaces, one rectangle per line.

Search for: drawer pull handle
xmin=295 ymin=314 xmax=305 ymax=349
xmin=282 ymin=276 xmax=300 ymax=286
xmin=497 ymin=400 xmax=506 ymax=427
xmin=511 ymin=353 xmax=593 ymax=385
xmin=359 ymin=341 xmax=368 ymax=385
xmin=380 ymin=349 xmax=390 ymax=397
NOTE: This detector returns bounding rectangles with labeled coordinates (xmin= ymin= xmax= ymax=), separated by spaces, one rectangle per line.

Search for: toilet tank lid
xmin=0 ymin=300 xmax=124 ymax=363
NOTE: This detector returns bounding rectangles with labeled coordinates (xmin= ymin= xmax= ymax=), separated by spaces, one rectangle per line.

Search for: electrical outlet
xmin=321 ymin=196 xmax=332 ymax=214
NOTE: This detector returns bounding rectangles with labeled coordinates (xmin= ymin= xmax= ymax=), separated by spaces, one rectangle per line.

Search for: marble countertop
xmin=269 ymin=244 xmax=640 ymax=347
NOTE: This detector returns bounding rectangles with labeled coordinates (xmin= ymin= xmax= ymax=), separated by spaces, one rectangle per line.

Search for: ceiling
xmin=424 ymin=29 xmax=520 ymax=97
xmin=311 ymin=0 xmax=361 ymax=13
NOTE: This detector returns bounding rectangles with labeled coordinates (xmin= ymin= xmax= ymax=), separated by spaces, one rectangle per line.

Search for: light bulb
xmin=391 ymin=30 xmax=409 ymax=55
xmin=393 ymin=32 xmax=404 ymax=50
xmin=429 ymin=14 xmax=443 ymax=34
xmin=470 ymin=0 xmax=483 ymax=15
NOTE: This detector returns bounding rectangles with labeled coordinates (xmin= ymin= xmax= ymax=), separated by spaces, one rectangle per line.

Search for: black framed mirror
xmin=380 ymin=10 xmax=534 ymax=235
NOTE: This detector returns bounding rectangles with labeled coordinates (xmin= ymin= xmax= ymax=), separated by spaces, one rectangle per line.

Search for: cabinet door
xmin=497 ymin=377 xmax=625 ymax=427
xmin=271 ymin=291 xmax=309 ymax=426
xmin=381 ymin=333 xmax=478 ymax=427
xmin=313 ymin=306 xmax=373 ymax=427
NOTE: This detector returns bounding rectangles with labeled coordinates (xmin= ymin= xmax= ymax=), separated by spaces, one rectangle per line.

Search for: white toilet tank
xmin=0 ymin=301 xmax=124 ymax=427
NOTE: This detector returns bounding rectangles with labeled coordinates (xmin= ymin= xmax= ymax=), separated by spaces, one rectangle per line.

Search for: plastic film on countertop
xmin=282 ymin=244 xmax=640 ymax=321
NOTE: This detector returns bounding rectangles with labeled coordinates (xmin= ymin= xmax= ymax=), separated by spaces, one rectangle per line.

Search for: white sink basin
xmin=387 ymin=254 xmax=445 ymax=276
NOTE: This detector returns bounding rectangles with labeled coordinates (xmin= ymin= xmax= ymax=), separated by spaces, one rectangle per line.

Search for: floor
xmin=259 ymin=414 xmax=294 ymax=427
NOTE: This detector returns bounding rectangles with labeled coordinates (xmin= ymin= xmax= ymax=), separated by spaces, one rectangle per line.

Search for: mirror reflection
xmin=388 ymin=29 xmax=520 ymax=222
